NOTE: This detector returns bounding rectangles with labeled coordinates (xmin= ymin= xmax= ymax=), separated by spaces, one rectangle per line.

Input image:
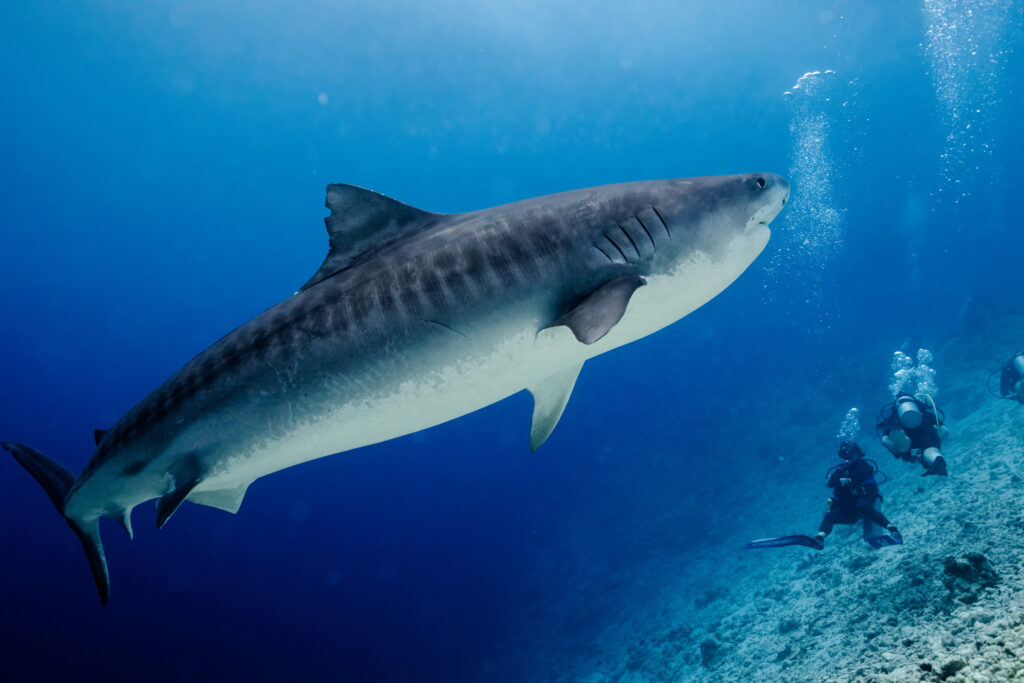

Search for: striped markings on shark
xmin=5 ymin=173 xmax=789 ymax=603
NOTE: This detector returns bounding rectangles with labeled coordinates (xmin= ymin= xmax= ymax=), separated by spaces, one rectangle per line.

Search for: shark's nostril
xmin=782 ymin=197 xmax=787 ymax=206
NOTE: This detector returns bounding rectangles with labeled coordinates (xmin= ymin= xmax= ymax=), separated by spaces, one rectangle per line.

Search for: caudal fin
xmin=3 ymin=442 xmax=110 ymax=605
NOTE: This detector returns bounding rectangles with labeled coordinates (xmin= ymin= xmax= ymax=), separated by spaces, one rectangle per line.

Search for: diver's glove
xmin=839 ymin=477 xmax=852 ymax=488
xmin=825 ymin=497 xmax=835 ymax=509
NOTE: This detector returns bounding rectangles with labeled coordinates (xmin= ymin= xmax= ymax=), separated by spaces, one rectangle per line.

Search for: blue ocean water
xmin=0 ymin=1 xmax=1021 ymax=681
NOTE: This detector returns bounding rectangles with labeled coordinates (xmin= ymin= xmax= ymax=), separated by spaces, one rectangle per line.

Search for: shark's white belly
xmin=201 ymin=325 xmax=577 ymax=491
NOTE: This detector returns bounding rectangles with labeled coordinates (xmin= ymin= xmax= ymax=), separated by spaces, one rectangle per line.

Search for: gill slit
xmin=651 ymin=206 xmax=671 ymax=240
xmin=423 ymin=319 xmax=469 ymax=338
xmin=617 ymin=225 xmax=642 ymax=259
xmin=633 ymin=217 xmax=656 ymax=251
xmin=603 ymin=235 xmax=628 ymax=262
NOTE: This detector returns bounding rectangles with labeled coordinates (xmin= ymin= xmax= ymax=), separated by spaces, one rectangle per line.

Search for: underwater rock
xmin=624 ymin=644 xmax=647 ymax=672
xmin=943 ymin=552 xmax=998 ymax=605
xmin=939 ymin=658 xmax=967 ymax=679
xmin=699 ymin=637 xmax=721 ymax=667
xmin=694 ymin=587 xmax=724 ymax=609
xmin=552 ymin=314 xmax=1024 ymax=683
xmin=778 ymin=618 xmax=800 ymax=634
xmin=846 ymin=554 xmax=874 ymax=571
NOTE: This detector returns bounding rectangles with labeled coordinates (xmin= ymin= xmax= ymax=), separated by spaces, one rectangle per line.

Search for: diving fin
xmin=863 ymin=499 xmax=903 ymax=548
xmin=744 ymin=534 xmax=823 ymax=550
xmin=922 ymin=456 xmax=948 ymax=477
xmin=865 ymin=533 xmax=904 ymax=549
xmin=3 ymin=441 xmax=111 ymax=605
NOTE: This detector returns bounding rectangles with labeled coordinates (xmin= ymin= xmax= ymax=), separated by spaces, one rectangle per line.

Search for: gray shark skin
xmin=4 ymin=172 xmax=789 ymax=603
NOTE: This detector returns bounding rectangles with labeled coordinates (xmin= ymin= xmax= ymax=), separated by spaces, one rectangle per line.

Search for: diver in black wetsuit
xmin=812 ymin=441 xmax=901 ymax=549
xmin=876 ymin=392 xmax=948 ymax=476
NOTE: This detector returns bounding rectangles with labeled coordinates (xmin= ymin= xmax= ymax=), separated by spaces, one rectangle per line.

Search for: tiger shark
xmin=5 ymin=172 xmax=788 ymax=603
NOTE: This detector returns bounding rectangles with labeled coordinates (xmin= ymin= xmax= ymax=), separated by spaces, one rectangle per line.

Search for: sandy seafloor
xmin=503 ymin=313 xmax=1024 ymax=683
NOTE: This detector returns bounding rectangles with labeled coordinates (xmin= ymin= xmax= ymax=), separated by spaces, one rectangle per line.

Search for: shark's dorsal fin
xmin=300 ymin=184 xmax=443 ymax=292
xmin=547 ymin=276 xmax=646 ymax=344
xmin=527 ymin=363 xmax=584 ymax=452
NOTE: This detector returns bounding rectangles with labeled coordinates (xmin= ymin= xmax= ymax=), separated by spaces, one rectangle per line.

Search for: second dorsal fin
xmin=299 ymin=184 xmax=443 ymax=292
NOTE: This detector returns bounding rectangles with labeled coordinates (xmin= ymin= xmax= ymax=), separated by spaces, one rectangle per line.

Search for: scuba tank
xmin=1014 ymin=354 xmax=1024 ymax=396
xmin=1007 ymin=352 xmax=1024 ymax=378
xmin=896 ymin=394 xmax=923 ymax=429
xmin=989 ymin=352 xmax=1024 ymax=400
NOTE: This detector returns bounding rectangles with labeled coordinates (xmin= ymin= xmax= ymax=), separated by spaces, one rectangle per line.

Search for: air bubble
xmin=922 ymin=0 xmax=1013 ymax=196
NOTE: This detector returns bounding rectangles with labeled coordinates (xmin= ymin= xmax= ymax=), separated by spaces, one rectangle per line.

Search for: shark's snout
xmin=750 ymin=173 xmax=789 ymax=227
xmin=775 ymin=175 xmax=790 ymax=207
xmin=759 ymin=172 xmax=789 ymax=205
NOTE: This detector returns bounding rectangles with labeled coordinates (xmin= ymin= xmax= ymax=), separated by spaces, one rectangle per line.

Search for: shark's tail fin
xmin=3 ymin=442 xmax=110 ymax=605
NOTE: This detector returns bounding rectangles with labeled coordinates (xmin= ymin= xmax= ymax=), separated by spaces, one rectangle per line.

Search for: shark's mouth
xmin=749 ymin=192 xmax=788 ymax=231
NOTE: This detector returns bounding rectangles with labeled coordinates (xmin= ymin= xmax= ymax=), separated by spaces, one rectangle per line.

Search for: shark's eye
xmin=756 ymin=177 xmax=766 ymax=189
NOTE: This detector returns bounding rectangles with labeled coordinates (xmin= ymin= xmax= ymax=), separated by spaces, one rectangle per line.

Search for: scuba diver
xmin=876 ymin=392 xmax=948 ymax=476
xmin=988 ymin=352 xmax=1024 ymax=403
xmin=744 ymin=441 xmax=902 ymax=551
xmin=812 ymin=441 xmax=900 ymax=549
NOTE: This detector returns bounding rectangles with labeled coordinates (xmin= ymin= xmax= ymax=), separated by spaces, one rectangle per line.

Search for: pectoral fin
xmin=527 ymin=363 xmax=583 ymax=451
xmin=156 ymin=455 xmax=202 ymax=529
xmin=547 ymin=276 xmax=645 ymax=344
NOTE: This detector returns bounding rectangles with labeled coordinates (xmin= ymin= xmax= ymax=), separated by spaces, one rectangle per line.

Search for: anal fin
xmin=527 ymin=363 xmax=583 ymax=451
xmin=117 ymin=508 xmax=134 ymax=540
xmin=189 ymin=483 xmax=249 ymax=515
